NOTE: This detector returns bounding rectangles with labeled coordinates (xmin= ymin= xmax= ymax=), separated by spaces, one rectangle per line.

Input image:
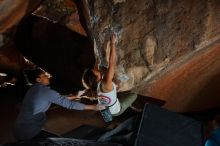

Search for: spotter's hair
xmin=23 ymin=67 xmax=44 ymax=84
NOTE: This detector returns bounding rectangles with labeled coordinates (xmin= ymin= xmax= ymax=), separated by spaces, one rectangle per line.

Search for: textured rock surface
xmin=80 ymin=0 xmax=220 ymax=111
xmin=0 ymin=0 xmax=220 ymax=112
xmin=134 ymin=42 xmax=220 ymax=112
xmin=0 ymin=0 xmax=42 ymax=32
xmin=33 ymin=0 xmax=87 ymax=36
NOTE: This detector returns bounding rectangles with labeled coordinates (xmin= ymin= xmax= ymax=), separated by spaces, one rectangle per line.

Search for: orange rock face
xmin=81 ymin=0 xmax=220 ymax=111
xmin=0 ymin=0 xmax=42 ymax=33
xmin=1 ymin=0 xmax=220 ymax=112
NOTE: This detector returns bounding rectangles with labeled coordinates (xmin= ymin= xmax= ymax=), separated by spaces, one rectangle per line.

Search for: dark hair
xmin=24 ymin=68 xmax=44 ymax=84
xmin=82 ymin=69 xmax=98 ymax=90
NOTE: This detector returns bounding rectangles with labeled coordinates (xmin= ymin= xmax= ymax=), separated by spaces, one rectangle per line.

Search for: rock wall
xmin=81 ymin=0 xmax=220 ymax=111
xmin=0 ymin=0 xmax=220 ymax=111
xmin=33 ymin=0 xmax=87 ymax=36
xmin=0 ymin=0 xmax=42 ymax=32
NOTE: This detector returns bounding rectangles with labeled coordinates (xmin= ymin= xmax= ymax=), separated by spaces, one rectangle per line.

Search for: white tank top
xmin=97 ymin=82 xmax=121 ymax=115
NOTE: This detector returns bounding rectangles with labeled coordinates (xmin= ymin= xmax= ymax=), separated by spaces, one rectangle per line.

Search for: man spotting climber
xmin=14 ymin=67 xmax=105 ymax=140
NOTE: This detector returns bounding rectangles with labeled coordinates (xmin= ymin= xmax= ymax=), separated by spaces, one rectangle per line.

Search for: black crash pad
xmin=135 ymin=104 xmax=204 ymax=146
